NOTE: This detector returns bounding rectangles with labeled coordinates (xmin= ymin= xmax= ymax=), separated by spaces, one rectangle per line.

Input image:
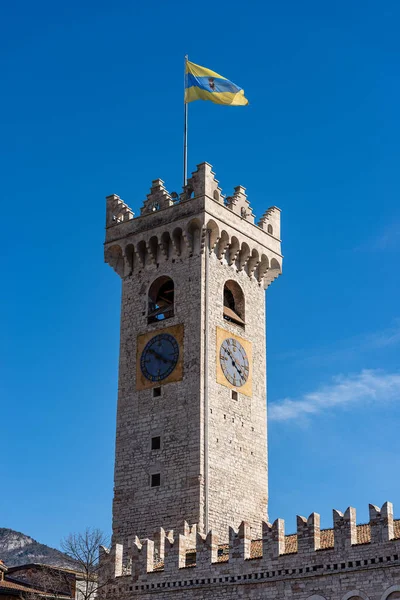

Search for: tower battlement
xmin=104 ymin=162 xmax=282 ymax=288
xmin=99 ymin=503 xmax=400 ymax=596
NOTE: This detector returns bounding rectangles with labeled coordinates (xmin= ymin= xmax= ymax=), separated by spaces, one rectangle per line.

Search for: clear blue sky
xmin=1 ymin=0 xmax=399 ymax=549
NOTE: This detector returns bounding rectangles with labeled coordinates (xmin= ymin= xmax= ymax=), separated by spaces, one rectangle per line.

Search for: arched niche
xmin=223 ymin=280 xmax=245 ymax=327
xmin=105 ymin=245 xmax=124 ymax=277
xmin=342 ymin=591 xmax=369 ymax=600
xmin=172 ymin=227 xmax=183 ymax=256
xmin=381 ymin=588 xmax=400 ymax=600
xmin=270 ymin=257 xmax=281 ymax=270
xmin=206 ymin=219 xmax=220 ymax=251
xmin=149 ymin=235 xmax=159 ymax=264
xmin=125 ymin=244 xmax=135 ymax=275
xmin=187 ymin=218 xmax=202 ymax=255
xmin=217 ymin=230 xmax=230 ymax=260
xmin=136 ymin=240 xmax=147 ymax=267
xmin=148 ymin=276 xmax=174 ymax=324
xmin=246 ymin=248 xmax=259 ymax=277
xmin=228 ymin=236 xmax=240 ymax=266
xmin=160 ymin=231 xmax=172 ymax=259
xmin=257 ymin=254 xmax=269 ymax=281
xmin=238 ymin=242 xmax=250 ymax=271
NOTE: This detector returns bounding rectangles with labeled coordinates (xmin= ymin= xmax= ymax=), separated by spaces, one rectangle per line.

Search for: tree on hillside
xmin=60 ymin=528 xmax=110 ymax=600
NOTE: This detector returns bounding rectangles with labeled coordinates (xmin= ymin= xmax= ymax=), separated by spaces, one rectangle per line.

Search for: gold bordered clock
xmin=140 ymin=333 xmax=179 ymax=382
xmin=219 ymin=337 xmax=249 ymax=387
xmin=216 ymin=326 xmax=252 ymax=396
xmin=136 ymin=324 xmax=184 ymax=390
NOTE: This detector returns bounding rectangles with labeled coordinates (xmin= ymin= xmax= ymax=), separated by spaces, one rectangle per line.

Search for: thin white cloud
xmin=372 ymin=221 xmax=400 ymax=251
xmin=269 ymin=369 xmax=400 ymax=422
xmin=275 ymin=319 xmax=400 ymax=365
xmin=355 ymin=220 xmax=400 ymax=252
xmin=367 ymin=319 xmax=400 ymax=348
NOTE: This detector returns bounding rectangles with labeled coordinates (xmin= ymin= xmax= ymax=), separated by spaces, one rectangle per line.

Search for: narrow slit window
xmin=151 ymin=436 xmax=161 ymax=450
xmin=151 ymin=473 xmax=161 ymax=487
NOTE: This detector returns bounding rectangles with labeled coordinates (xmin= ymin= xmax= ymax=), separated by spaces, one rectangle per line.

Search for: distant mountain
xmin=0 ymin=528 xmax=76 ymax=568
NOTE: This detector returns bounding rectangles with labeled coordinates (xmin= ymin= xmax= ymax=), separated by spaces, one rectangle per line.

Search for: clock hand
xmin=225 ymin=347 xmax=245 ymax=380
xmin=148 ymin=348 xmax=166 ymax=363
xmin=233 ymin=361 xmax=245 ymax=379
xmin=150 ymin=348 xmax=174 ymax=365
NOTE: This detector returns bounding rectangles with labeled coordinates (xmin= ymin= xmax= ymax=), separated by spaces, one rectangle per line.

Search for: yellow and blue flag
xmin=185 ymin=60 xmax=248 ymax=106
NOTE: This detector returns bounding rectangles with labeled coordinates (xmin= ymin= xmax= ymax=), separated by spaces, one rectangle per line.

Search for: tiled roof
xmin=1 ymin=579 xmax=41 ymax=592
xmin=119 ymin=520 xmax=400 ymax=572
xmin=0 ymin=579 xmax=72 ymax=598
xmin=185 ymin=519 xmax=400 ymax=565
xmin=7 ymin=564 xmax=82 ymax=576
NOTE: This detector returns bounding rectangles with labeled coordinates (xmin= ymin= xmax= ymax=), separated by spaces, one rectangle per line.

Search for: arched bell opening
xmin=148 ymin=276 xmax=175 ymax=324
xmin=223 ymin=280 xmax=245 ymax=327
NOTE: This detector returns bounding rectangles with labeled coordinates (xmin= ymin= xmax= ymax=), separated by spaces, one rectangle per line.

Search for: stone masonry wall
xmin=99 ymin=504 xmax=400 ymax=599
xmin=206 ymin=253 xmax=268 ymax=536
xmin=105 ymin=163 xmax=282 ymax=545
xmin=112 ymin=252 xmax=205 ymax=544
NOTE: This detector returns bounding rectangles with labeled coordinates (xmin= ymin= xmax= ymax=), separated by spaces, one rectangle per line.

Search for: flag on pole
xmin=185 ymin=60 xmax=249 ymax=106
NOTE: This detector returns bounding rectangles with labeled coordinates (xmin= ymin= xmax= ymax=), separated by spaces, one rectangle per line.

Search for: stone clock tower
xmin=104 ymin=163 xmax=282 ymax=546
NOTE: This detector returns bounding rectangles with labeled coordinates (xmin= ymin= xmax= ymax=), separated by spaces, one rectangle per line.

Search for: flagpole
xmin=183 ymin=54 xmax=188 ymax=187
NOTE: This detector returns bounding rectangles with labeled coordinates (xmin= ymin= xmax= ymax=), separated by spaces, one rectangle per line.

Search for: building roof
xmin=216 ymin=519 xmax=400 ymax=562
xmin=0 ymin=578 xmax=71 ymax=598
xmin=181 ymin=519 xmax=400 ymax=567
xmin=0 ymin=560 xmax=74 ymax=599
xmin=7 ymin=563 xmax=82 ymax=577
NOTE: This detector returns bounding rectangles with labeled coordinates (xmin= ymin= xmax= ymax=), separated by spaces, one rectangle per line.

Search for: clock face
xmin=220 ymin=337 xmax=249 ymax=387
xmin=140 ymin=333 xmax=179 ymax=382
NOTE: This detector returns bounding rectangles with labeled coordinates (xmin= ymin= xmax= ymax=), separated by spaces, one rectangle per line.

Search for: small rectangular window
xmin=231 ymin=390 xmax=238 ymax=401
xmin=151 ymin=473 xmax=161 ymax=487
xmin=151 ymin=436 xmax=161 ymax=450
xmin=153 ymin=387 xmax=162 ymax=398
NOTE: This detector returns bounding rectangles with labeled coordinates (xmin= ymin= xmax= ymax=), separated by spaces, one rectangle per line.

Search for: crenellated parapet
xmin=141 ymin=179 xmax=175 ymax=215
xmin=98 ymin=503 xmax=400 ymax=596
xmin=225 ymin=186 xmax=255 ymax=223
xmin=104 ymin=162 xmax=283 ymax=289
xmin=106 ymin=194 xmax=134 ymax=227
xmin=258 ymin=206 xmax=281 ymax=239
xmin=180 ymin=162 xmax=224 ymax=203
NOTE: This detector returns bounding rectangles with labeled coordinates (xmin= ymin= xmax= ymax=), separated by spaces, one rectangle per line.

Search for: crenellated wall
xmin=104 ymin=162 xmax=282 ymax=288
xmin=99 ymin=503 xmax=400 ymax=599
